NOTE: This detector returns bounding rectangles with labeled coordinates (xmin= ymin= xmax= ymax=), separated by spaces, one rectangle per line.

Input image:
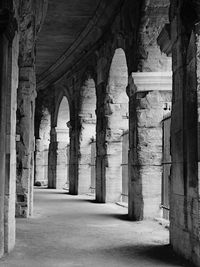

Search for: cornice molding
xmin=132 ymin=72 xmax=172 ymax=93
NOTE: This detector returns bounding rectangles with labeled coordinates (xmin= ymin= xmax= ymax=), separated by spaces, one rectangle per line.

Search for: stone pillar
xmin=56 ymin=128 xmax=69 ymax=189
xmin=48 ymin=127 xmax=57 ymax=188
xmin=122 ymin=131 xmax=129 ymax=203
xmin=68 ymin=116 xmax=80 ymax=195
xmin=90 ymin=139 xmax=96 ymax=193
xmin=79 ymin=118 xmax=96 ymax=194
xmin=0 ymin=28 xmax=7 ymax=259
xmin=169 ymin=19 xmax=200 ymax=265
xmin=0 ymin=8 xmax=18 ymax=255
xmin=35 ymin=139 xmax=49 ymax=186
xmin=96 ymin=79 xmax=128 ymax=203
xmin=128 ymin=72 xmax=172 ymax=220
xmin=96 ymin=82 xmax=107 ymax=202
xmin=4 ymin=32 xmax=19 ymax=253
xmin=16 ymin=66 xmax=36 ymax=218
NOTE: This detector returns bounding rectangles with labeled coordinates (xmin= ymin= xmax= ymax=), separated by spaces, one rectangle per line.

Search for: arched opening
xmin=35 ymin=108 xmax=51 ymax=187
xmin=48 ymin=96 xmax=70 ymax=189
xmin=56 ymin=96 xmax=70 ymax=189
xmin=105 ymin=48 xmax=129 ymax=203
xmin=79 ymin=77 xmax=96 ymax=194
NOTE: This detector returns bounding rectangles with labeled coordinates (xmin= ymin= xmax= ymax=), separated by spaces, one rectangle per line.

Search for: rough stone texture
xmin=4 ymin=32 xmax=19 ymax=253
xmin=79 ymin=78 xmax=96 ymax=194
xmin=128 ymin=72 xmax=172 ymax=220
xmin=96 ymin=48 xmax=129 ymax=203
xmin=138 ymin=0 xmax=171 ymax=72
xmin=16 ymin=0 xmax=48 ymax=218
xmin=16 ymin=66 xmax=36 ymax=218
xmin=0 ymin=1 xmax=19 ymax=257
xmin=2 ymin=0 xmax=200 ymax=265
xmin=169 ymin=1 xmax=200 ymax=265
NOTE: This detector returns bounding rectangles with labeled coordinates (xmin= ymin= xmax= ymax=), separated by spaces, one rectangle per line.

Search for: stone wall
xmin=169 ymin=1 xmax=200 ymax=264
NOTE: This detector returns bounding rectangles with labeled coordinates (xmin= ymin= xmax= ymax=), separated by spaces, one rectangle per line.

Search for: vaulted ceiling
xmin=36 ymin=0 xmax=121 ymax=91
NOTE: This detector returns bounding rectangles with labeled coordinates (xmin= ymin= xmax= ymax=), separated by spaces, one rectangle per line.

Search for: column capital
xmin=131 ymin=72 xmax=172 ymax=93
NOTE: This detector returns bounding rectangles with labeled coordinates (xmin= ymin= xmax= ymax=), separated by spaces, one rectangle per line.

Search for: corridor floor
xmin=0 ymin=189 xmax=193 ymax=267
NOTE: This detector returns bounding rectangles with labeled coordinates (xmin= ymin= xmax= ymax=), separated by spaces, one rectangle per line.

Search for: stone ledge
xmin=132 ymin=72 xmax=172 ymax=92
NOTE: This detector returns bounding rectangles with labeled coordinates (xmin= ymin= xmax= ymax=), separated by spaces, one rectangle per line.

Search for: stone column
xmin=78 ymin=117 xmax=96 ymax=194
xmin=16 ymin=66 xmax=36 ymax=218
xmin=35 ymin=138 xmax=49 ymax=186
xmin=68 ymin=116 xmax=80 ymax=195
xmin=96 ymin=84 xmax=128 ymax=203
xmin=48 ymin=127 xmax=57 ymax=188
xmin=56 ymin=128 xmax=69 ymax=189
xmin=169 ymin=20 xmax=200 ymax=265
xmin=0 ymin=7 xmax=18 ymax=255
xmin=128 ymin=72 xmax=172 ymax=220
xmin=96 ymin=82 xmax=107 ymax=202
xmin=4 ymin=32 xmax=19 ymax=253
xmin=0 ymin=28 xmax=7 ymax=259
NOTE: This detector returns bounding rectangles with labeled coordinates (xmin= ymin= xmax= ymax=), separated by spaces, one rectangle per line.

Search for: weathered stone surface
xmin=129 ymin=73 xmax=172 ymax=220
xmin=0 ymin=3 xmax=19 ymax=257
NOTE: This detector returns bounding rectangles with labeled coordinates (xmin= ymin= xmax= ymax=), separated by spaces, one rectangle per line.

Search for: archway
xmin=108 ymin=48 xmax=129 ymax=203
xmin=35 ymin=108 xmax=51 ymax=187
xmin=48 ymin=96 xmax=70 ymax=189
xmin=79 ymin=77 xmax=96 ymax=194
xmin=56 ymin=96 xmax=70 ymax=189
xmin=98 ymin=48 xmax=129 ymax=203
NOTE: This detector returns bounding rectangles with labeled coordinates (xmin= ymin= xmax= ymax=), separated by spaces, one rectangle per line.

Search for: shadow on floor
xmin=91 ymin=212 xmax=130 ymax=221
xmin=101 ymin=244 xmax=194 ymax=266
xmin=137 ymin=244 xmax=195 ymax=266
xmin=34 ymin=189 xmax=70 ymax=194
xmin=81 ymin=199 xmax=100 ymax=204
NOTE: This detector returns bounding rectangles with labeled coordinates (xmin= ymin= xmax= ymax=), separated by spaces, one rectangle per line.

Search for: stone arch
xmin=96 ymin=48 xmax=129 ymax=203
xmin=78 ymin=72 xmax=97 ymax=194
xmin=35 ymin=108 xmax=51 ymax=187
xmin=48 ymin=91 xmax=70 ymax=189
xmin=106 ymin=48 xmax=129 ymax=202
xmin=53 ymin=86 xmax=72 ymax=128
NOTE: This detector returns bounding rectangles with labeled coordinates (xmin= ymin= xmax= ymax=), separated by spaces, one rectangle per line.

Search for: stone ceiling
xmin=36 ymin=0 xmax=100 ymax=77
xmin=36 ymin=0 xmax=121 ymax=91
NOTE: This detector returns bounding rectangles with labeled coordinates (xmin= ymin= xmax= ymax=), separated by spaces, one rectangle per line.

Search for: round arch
xmin=53 ymin=86 xmax=72 ymax=128
xmin=96 ymin=47 xmax=129 ymax=203
xmin=35 ymin=107 xmax=51 ymax=187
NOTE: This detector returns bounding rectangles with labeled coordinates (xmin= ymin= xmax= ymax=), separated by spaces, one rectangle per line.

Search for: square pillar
xmin=128 ymin=72 xmax=172 ymax=220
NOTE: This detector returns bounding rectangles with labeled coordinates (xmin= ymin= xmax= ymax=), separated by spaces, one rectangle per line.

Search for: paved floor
xmin=0 ymin=189 xmax=193 ymax=267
